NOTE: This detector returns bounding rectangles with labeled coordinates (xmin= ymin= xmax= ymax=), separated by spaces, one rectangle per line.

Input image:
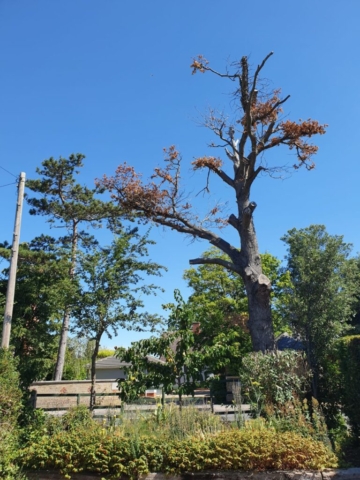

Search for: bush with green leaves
xmin=21 ymin=405 xmax=97 ymax=446
xmin=336 ymin=335 xmax=360 ymax=442
xmin=240 ymin=349 xmax=311 ymax=416
xmin=239 ymin=350 xmax=334 ymax=447
xmin=0 ymin=348 xmax=24 ymax=479
xmin=20 ymin=421 xmax=337 ymax=478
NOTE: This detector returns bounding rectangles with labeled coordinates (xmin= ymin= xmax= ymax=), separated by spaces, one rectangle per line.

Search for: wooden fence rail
xmin=30 ymin=390 xmax=122 ymax=410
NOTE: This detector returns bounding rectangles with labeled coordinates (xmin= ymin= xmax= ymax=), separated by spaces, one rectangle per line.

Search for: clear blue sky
xmin=1 ymin=1 xmax=360 ymax=348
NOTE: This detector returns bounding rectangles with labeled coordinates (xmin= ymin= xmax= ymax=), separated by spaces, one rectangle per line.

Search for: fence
xmin=29 ymin=379 xmax=243 ymax=414
xmin=29 ymin=390 xmax=122 ymax=410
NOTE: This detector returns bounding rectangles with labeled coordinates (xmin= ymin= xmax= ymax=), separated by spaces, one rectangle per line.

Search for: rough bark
xmin=237 ymin=191 xmax=274 ymax=351
xmin=245 ymin=273 xmax=274 ymax=351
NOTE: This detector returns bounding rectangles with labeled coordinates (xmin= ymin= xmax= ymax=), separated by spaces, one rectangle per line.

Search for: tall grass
xmin=106 ymin=403 xmax=226 ymax=441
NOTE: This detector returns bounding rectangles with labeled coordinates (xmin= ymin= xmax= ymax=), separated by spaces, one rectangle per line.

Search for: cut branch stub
xmin=228 ymin=213 xmax=241 ymax=231
xmin=245 ymin=268 xmax=272 ymax=293
xmin=243 ymin=202 xmax=257 ymax=220
xmin=257 ymin=274 xmax=272 ymax=292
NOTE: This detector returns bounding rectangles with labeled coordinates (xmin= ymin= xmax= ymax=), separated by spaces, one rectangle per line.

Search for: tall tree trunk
xmin=54 ymin=222 xmax=78 ymax=380
xmin=90 ymin=337 xmax=101 ymax=412
xmin=237 ymin=193 xmax=274 ymax=352
xmin=245 ymin=277 xmax=274 ymax=351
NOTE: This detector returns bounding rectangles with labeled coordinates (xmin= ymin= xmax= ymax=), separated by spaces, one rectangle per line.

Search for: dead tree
xmin=99 ymin=53 xmax=326 ymax=351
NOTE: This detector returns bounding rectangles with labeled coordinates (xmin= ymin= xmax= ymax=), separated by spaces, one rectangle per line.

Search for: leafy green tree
xmin=116 ymin=291 xmax=203 ymax=407
xmin=117 ymin=290 xmax=243 ymax=406
xmin=26 ymin=154 xmax=118 ymax=380
xmin=183 ymin=247 xmax=248 ymax=319
xmin=184 ymin=247 xmax=290 ymax=339
xmin=349 ymin=256 xmax=360 ymax=335
xmin=0 ymin=236 xmax=75 ymax=386
xmin=62 ymin=338 xmax=95 ymax=380
xmin=281 ymin=225 xmax=359 ymax=399
xmin=181 ymin=248 xmax=291 ymax=380
xmin=73 ymin=228 xmax=164 ymax=410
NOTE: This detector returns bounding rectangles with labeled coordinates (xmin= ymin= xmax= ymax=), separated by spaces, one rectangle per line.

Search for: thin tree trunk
xmin=304 ymin=310 xmax=318 ymax=399
xmin=53 ymin=311 xmax=71 ymax=380
xmin=90 ymin=338 xmax=101 ymax=412
xmin=54 ymin=222 xmax=78 ymax=380
xmin=177 ymin=377 xmax=182 ymax=411
xmin=178 ymin=392 xmax=182 ymax=411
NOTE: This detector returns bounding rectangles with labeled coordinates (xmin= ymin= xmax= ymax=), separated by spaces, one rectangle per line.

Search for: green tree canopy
xmin=281 ymin=225 xmax=359 ymax=398
xmin=0 ymin=236 xmax=75 ymax=386
xmin=26 ymin=154 xmax=119 ymax=380
xmin=73 ymin=227 xmax=164 ymax=410
xmin=117 ymin=290 xmax=245 ymax=405
xmin=183 ymin=247 xmax=290 ymax=350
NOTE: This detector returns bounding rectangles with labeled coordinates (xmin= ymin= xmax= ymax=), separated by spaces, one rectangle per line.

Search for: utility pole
xmin=1 ymin=172 xmax=26 ymax=348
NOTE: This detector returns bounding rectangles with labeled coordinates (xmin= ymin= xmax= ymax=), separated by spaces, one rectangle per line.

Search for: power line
xmin=0 ymin=165 xmax=17 ymax=178
xmin=0 ymin=181 xmax=17 ymax=188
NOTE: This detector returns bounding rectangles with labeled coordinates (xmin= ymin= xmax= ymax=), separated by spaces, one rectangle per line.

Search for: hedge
xmin=337 ymin=335 xmax=360 ymax=439
xmin=20 ymin=426 xmax=337 ymax=479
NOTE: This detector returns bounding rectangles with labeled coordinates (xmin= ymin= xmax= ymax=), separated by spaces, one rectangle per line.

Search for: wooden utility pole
xmin=1 ymin=172 xmax=26 ymax=348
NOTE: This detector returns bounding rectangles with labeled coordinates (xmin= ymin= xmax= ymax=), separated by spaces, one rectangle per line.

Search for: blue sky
xmin=1 ymin=1 xmax=360 ymax=348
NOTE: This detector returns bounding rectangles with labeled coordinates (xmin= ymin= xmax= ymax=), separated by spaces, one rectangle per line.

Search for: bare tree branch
xmin=189 ymin=256 xmax=239 ymax=274
xmin=250 ymin=52 xmax=274 ymax=98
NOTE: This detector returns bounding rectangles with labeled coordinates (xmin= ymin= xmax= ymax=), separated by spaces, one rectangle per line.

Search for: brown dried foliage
xmin=278 ymin=119 xmax=326 ymax=168
xmin=100 ymin=163 xmax=167 ymax=218
xmin=99 ymin=54 xmax=328 ymax=237
xmin=190 ymin=55 xmax=209 ymax=74
xmin=99 ymin=147 xmax=197 ymax=227
xmin=247 ymin=90 xmax=284 ymax=126
xmin=192 ymin=156 xmax=223 ymax=172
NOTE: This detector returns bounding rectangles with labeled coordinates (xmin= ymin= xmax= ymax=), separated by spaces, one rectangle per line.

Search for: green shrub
xmin=20 ymin=423 xmax=337 ymax=479
xmin=62 ymin=405 xmax=96 ymax=431
xmin=21 ymin=405 xmax=97 ymax=447
xmin=240 ymin=350 xmax=311 ymax=417
xmin=0 ymin=348 xmax=22 ymax=422
xmin=265 ymin=397 xmax=330 ymax=445
xmin=337 ymin=335 xmax=360 ymax=442
xmin=0 ymin=348 xmax=24 ymax=479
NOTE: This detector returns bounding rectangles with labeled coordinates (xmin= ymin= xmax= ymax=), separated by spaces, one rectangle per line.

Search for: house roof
xmin=94 ymin=355 xmax=165 ymax=370
xmin=276 ymin=333 xmax=304 ymax=351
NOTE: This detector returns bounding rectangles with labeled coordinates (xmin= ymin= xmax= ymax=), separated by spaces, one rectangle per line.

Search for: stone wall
xmin=26 ymin=469 xmax=360 ymax=480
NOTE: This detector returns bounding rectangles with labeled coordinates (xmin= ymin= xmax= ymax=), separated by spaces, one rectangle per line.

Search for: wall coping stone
xmin=26 ymin=469 xmax=360 ymax=480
